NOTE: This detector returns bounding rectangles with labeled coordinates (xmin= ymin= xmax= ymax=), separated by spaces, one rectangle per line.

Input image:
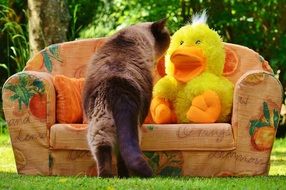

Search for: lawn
xmin=0 ymin=134 xmax=285 ymax=190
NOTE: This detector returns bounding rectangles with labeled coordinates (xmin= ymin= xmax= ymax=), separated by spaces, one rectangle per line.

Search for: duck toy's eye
xmin=195 ymin=40 xmax=201 ymax=45
xmin=180 ymin=40 xmax=184 ymax=45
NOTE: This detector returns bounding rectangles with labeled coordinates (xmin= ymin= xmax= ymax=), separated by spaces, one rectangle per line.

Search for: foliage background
xmin=0 ymin=0 xmax=286 ymax=136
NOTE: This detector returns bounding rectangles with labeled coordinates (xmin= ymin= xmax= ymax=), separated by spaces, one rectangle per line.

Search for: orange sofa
xmin=2 ymin=38 xmax=283 ymax=176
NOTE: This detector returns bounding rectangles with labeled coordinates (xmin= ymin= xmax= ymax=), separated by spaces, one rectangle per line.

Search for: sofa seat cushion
xmin=50 ymin=123 xmax=235 ymax=151
xmin=50 ymin=124 xmax=89 ymax=150
xmin=141 ymin=123 xmax=235 ymax=151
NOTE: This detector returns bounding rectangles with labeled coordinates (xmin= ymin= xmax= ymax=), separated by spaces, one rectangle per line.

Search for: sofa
xmin=2 ymin=38 xmax=283 ymax=176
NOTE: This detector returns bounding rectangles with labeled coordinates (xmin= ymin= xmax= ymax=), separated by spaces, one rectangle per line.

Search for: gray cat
xmin=83 ymin=19 xmax=170 ymax=177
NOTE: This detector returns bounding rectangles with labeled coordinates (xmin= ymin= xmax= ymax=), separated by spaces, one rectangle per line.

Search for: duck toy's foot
xmin=186 ymin=90 xmax=221 ymax=123
xmin=150 ymin=97 xmax=177 ymax=124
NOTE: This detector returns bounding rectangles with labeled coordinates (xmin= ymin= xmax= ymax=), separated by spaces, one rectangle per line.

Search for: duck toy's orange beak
xmin=170 ymin=46 xmax=206 ymax=83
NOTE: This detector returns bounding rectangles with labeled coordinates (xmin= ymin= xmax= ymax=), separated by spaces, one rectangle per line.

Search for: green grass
xmin=269 ymin=138 xmax=286 ymax=175
xmin=0 ymin=173 xmax=285 ymax=190
xmin=0 ymin=134 xmax=16 ymax=173
xmin=0 ymin=134 xmax=285 ymax=190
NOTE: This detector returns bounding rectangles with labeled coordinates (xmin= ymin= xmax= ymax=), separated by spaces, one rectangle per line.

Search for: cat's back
xmin=86 ymin=36 xmax=152 ymax=87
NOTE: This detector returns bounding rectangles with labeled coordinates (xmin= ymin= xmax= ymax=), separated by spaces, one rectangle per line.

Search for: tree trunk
xmin=28 ymin=0 xmax=70 ymax=55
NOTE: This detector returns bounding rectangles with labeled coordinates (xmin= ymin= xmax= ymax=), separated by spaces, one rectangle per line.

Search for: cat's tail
xmin=107 ymin=77 xmax=153 ymax=177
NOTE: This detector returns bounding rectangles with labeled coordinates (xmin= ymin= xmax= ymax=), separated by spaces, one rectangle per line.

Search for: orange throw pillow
xmin=53 ymin=75 xmax=85 ymax=123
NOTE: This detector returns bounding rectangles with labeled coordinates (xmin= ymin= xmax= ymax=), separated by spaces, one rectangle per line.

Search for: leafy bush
xmin=78 ymin=0 xmax=182 ymax=38
xmin=0 ymin=4 xmax=29 ymax=133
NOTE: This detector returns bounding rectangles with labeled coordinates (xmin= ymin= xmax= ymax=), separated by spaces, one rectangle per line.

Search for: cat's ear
xmin=151 ymin=18 xmax=167 ymax=35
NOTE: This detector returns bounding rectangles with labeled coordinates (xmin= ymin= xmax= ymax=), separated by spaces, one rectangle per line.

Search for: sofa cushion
xmin=50 ymin=124 xmax=88 ymax=150
xmin=141 ymin=123 xmax=235 ymax=151
xmin=50 ymin=123 xmax=235 ymax=151
xmin=53 ymin=75 xmax=85 ymax=123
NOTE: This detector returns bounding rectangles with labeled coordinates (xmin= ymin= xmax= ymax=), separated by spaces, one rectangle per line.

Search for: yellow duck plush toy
xmin=151 ymin=11 xmax=234 ymax=124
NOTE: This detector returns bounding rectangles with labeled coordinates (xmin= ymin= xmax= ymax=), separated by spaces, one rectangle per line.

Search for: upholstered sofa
xmin=2 ymin=38 xmax=283 ymax=176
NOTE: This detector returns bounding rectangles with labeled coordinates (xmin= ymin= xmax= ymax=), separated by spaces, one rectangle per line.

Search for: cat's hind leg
xmin=117 ymin=152 xmax=129 ymax=178
xmin=87 ymin=117 xmax=116 ymax=177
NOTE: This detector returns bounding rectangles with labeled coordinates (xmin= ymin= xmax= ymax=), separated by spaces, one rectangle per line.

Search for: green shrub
xmin=0 ymin=4 xmax=29 ymax=133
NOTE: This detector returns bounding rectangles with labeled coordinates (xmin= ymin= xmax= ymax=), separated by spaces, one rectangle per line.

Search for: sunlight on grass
xmin=269 ymin=138 xmax=286 ymax=175
xmin=0 ymin=135 xmax=16 ymax=173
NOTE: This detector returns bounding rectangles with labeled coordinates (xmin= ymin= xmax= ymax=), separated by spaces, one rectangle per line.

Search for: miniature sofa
xmin=2 ymin=38 xmax=283 ymax=177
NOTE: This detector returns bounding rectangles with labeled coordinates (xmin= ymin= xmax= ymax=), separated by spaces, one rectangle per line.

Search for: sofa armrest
xmin=231 ymin=70 xmax=283 ymax=151
xmin=2 ymin=71 xmax=55 ymax=175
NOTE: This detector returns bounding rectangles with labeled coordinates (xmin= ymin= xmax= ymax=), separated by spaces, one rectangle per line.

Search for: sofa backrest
xmin=221 ymin=43 xmax=273 ymax=84
xmin=24 ymin=38 xmax=273 ymax=84
xmin=24 ymin=38 xmax=106 ymax=78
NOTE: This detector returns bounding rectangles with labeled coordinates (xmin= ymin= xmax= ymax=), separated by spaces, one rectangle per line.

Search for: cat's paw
xmin=98 ymin=170 xmax=114 ymax=178
xmin=127 ymin=155 xmax=153 ymax=177
xmin=150 ymin=96 xmax=177 ymax=124
xmin=186 ymin=90 xmax=221 ymax=123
